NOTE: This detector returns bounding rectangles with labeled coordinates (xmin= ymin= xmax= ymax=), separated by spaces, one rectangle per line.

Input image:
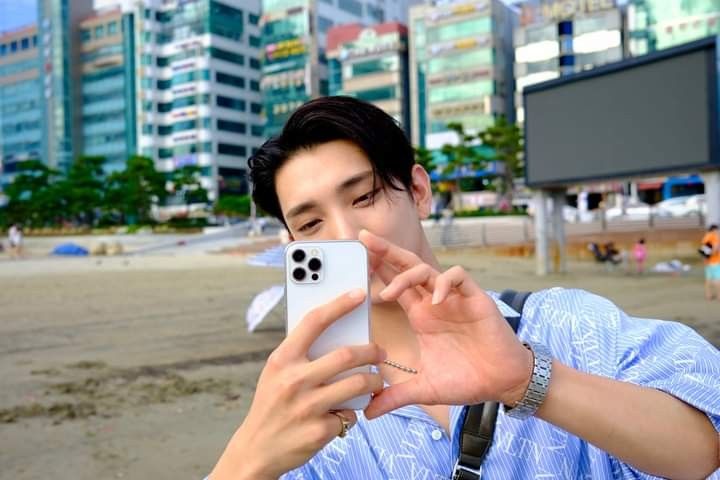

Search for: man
xmin=210 ymin=97 xmax=720 ymax=479
xmin=702 ymin=224 xmax=720 ymax=301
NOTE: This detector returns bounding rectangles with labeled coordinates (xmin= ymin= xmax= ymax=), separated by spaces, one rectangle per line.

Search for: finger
xmin=313 ymin=372 xmax=385 ymax=412
xmin=305 ymin=344 xmax=386 ymax=386
xmin=364 ymin=380 xmax=423 ymax=420
xmin=431 ymin=266 xmax=480 ymax=304
xmin=373 ymin=261 xmax=424 ymax=310
xmin=285 ymin=289 xmax=366 ymax=358
xmin=379 ymin=263 xmax=438 ymax=302
xmin=359 ymin=229 xmax=423 ymax=273
xmin=324 ymin=409 xmax=357 ymax=439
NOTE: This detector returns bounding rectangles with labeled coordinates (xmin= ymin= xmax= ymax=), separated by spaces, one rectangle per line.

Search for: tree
xmin=169 ymin=165 xmax=209 ymax=212
xmin=56 ymin=155 xmax=106 ymax=226
xmin=414 ymin=146 xmax=435 ymax=174
xmin=477 ymin=116 xmax=523 ymax=209
xmin=105 ymin=155 xmax=167 ymax=224
xmin=2 ymin=160 xmax=63 ymax=227
xmin=439 ymin=122 xmax=487 ymax=209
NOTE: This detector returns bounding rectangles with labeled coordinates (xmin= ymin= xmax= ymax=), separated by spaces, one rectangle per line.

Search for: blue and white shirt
xmin=281 ymin=288 xmax=720 ymax=479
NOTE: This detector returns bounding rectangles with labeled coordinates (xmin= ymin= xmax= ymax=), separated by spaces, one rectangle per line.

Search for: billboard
xmin=524 ymin=37 xmax=719 ymax=187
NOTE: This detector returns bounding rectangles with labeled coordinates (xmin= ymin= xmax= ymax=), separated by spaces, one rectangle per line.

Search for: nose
xmin=327 ymin=210 xmax=360 ymax=241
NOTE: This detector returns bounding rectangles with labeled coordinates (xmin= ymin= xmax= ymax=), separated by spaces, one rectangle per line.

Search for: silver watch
xmin=504 ymin=342 xmax=553 ymax=420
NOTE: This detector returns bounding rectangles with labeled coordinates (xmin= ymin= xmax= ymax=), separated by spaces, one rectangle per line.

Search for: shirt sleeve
xmin=526 ymin=288 xmax=720 ymax=479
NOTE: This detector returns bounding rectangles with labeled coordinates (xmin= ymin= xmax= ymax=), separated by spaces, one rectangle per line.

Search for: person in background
xmin=701 ymin=225 xmax=720 ymax=300
xmin=633 ymin=238 xmax=647 ymax=275
xmin=8 ymin=223 xmax=23 ymax=260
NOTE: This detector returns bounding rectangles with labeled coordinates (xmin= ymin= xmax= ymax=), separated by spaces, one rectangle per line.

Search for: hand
xmin=210 ymin=289 xmax=386 ymax=480
xmin=359 ymin=230 xmax=533 ymax=419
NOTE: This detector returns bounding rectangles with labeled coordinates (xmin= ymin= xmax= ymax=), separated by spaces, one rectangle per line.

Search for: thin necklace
xmin=383 ymin=359 xmax=418 ymax=374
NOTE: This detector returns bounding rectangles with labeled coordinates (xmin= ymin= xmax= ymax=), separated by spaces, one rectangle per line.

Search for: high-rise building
xmin=260 ymin=0 xmax=418 ymax=137
xmin=38 ymin=0 xmax=95 ymax=173
xmin=627 ymin=0 xmax=720 ymax=56
xmin=409 ymin=0 xmax=516 ymax=149
xmin=513 ymin=0 xmax=623 ymax=124
xmin=79 ymin=7 xmax=138 ymax=173
xmin=326 ymin=22 xmax=411 ymax=136
xmin=0 ymin=25 xmax=42 ymax=187
xmin=136 ymin=0 xmax=263 ymax=200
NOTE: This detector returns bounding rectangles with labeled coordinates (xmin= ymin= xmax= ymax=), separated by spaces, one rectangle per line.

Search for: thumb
xmin=364 ymin=380 xmax=423 ymax=419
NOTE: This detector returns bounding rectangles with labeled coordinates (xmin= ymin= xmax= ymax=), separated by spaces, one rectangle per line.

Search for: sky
xmin=0 ymin=0 xmax=37 ymax=34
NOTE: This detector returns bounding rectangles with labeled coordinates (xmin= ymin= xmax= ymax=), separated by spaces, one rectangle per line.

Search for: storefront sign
xmin=521 ymin=0 xmax=616 ymax=25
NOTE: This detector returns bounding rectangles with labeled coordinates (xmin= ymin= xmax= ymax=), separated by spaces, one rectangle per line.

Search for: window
xmin=249 ymin=13 xmax=260 ymax=25
xmin=216 ymin=95 xmax=246 ymax=111
xmin=158 ymin=125 xmax=172 ymax=135
xmin=142 ymin=124 xmax=153 ymax=134
xmin=216 ymin=71 xmax=245 ymax=88
xmin=217 ymin=119 xmax=246 ymax=133
xmin=210 ymin=47 xmax=245 ymax=65
xmin=95 ymin=25 xmax=105 ymax=39
xmin=251 ymin=124 xmax=264 ymax=137
xmin=156 ymin=11 xmax=172 ymax=23
xmin=158 ymin=102 xmax=172 ymax=113
xmin=338 ymin=0 xmax=362 ymax=16
xmin=172 ymin=94 xmax=210 ymax=109
xmin=10 ymin=41 xmax=17 ymax=52
xmin=173 ymin=120 xmax=197 ymax=132
xmin=21 ymin=38 xmax=30 ymax=50
xmin=427 ymin=17 xmax=491 ymax=44
xmin=428 ymin=80 xmax=493 ymax=104
xmin=0 ymin=44 xmax=6 ymax=56
xmin=348 ymin=57 xmax=399 ymax=78
xmin=354 ymin=86 xmax=396 ymax=102
xmin=157 ymin=79 xmax=172 ymax=90
xmin=250 ymin=58 xmax=261 ymax=70
xmin=159 ymin=148 xmax=173 ymax=158
xmin=108 ymin=21 xmax=118 ymax=35
xmin=250 ymin=80 xmax=260 ymax=92
xmin=142 ymin=100 xmax=153 ymax=112
xmin=172 ymin=70 xmax=210 ymax=85
xmin=250 ymin=102 xmax=262 ymax=114
xmin=218 ymin=143 xmax=247 ymax=157
xmin=157 ymin=56 xmax=170 ymax=67
xmin=428 ymin=49 xmax=493 ymax=74
xmin=249 ymin=35 xmax=261 ymax=48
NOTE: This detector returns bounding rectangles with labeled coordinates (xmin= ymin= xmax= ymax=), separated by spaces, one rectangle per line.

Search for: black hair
xmin=710 ymin=224 xmax=718 ymax=231
xmin=248 ymin=96 xmax=416 ymax=225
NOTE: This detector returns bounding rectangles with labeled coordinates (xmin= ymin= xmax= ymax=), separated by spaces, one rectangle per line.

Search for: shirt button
xmin=431 ymin=429 xmax=443 ymax=441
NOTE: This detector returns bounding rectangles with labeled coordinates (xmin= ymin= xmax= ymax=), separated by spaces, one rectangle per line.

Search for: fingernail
xmin=349 ymin=288 xmax=366 ymax=300
xmin=431 ymin=291 xmax=441 ymax=305
xmin=378 ymin=288 xmax=390 ymax=300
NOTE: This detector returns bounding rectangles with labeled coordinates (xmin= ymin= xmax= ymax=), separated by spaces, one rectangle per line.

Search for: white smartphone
xmin=285 ymin=240 xmax=371 ymax=410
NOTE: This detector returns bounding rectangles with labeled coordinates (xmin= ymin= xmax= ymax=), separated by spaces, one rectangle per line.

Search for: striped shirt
xmin=281 ymin=288 xmax=720 ymax=479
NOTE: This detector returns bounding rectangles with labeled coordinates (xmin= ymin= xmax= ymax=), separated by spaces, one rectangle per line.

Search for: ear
xmin=409 ymin=164 xmax=432 ymax=220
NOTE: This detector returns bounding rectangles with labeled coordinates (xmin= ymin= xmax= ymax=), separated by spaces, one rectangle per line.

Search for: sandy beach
xmin=0 ymin=248 xmax=718 ymax=480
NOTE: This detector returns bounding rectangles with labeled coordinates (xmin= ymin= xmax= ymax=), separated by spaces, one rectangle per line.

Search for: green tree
xmin=214 ymin=194 xmax=251 ymax=217
xmin=105 ymin=155 xmax=167 ymax=224
xmin=439 ymin=122 xmax=487 ymax=209
xmin=56 ymin=155 xmax=106 ymax=226
xmin=414 ymin=146 xmax=435 ymax=174
xmin=477 ymin=116 xmax=523 ymax=209
xmin=169 ymin=165 xmax=209 ymax=211
xmin=2 ymin=160 xmax=63 ymax=227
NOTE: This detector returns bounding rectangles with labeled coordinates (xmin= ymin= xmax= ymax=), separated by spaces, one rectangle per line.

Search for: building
xmin=136 ymin=0 xmax=264 ymax=200
xmin=0 ymin=25 xmax=42 ymax=186
xmin=326 ymin=22 xmax=411 ymax=136
xmin=409 ymin=0 xmax=516 ymax=150
xmin=513 ymin=0 xmax=624 ymax=124
xmin=627 ymin=0 xmax=720 ymax=56
xmin=79 ymin=7 xmax=138 ymax=173
xmin=38 ymin=0 xmax=95 ymax=173
xmin=260 ymin=0 xmax=418 ymax=137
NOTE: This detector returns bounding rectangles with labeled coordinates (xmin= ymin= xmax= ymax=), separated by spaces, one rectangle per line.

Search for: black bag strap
xmin=453 ymin=290 xmax=532 ymax=480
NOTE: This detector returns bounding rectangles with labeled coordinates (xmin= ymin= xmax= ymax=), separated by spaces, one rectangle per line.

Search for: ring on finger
xmin=329 ymin=411 xmax=352 ymax=438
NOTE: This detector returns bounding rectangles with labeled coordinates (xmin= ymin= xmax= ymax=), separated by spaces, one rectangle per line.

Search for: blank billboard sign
xmin=524 ymin=37 xmax=719 ymax=187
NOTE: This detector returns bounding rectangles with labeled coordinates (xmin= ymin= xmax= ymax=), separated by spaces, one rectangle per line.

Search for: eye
xmin=298 ymin=219 xmax=321 ymax=233
xmin=353 ymin=188 xmax=381 ymax=207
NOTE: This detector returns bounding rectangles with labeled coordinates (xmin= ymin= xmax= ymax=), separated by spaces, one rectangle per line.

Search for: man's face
xmin=275 ymin=139 xmax=432 ymax=302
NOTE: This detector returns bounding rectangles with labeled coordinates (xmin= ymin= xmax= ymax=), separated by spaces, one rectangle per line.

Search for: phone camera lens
xmin=292 ymin=249 xmax=306 ymax=262
xmin=292 ymin=267 xmax=306 ymax=281
xmin=308 ymin=258 xmax=322 ymax=271
xmin=311 ymin=273 xmax=319 ymax=281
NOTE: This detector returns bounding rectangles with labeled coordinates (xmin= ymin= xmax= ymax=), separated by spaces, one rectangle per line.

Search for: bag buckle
xmin=452 ymin=459 xmax=482 ymax=480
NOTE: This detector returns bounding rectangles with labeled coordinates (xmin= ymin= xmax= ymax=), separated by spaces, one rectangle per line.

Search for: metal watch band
xmin=505 ymin=342 xmax=553 ymax=420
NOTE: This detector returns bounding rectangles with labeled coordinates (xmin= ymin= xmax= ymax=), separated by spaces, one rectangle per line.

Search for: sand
xmin=0 ymin=249 xmax=718 ymax=480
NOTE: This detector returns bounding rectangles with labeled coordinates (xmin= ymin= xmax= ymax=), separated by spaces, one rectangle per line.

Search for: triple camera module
xmin=290 ymin=248 xmax=323 ymax=283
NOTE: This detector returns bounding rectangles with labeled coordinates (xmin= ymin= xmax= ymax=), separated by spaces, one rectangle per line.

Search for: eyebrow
xmin=285 ymin=170 xmax=375 ymax=220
